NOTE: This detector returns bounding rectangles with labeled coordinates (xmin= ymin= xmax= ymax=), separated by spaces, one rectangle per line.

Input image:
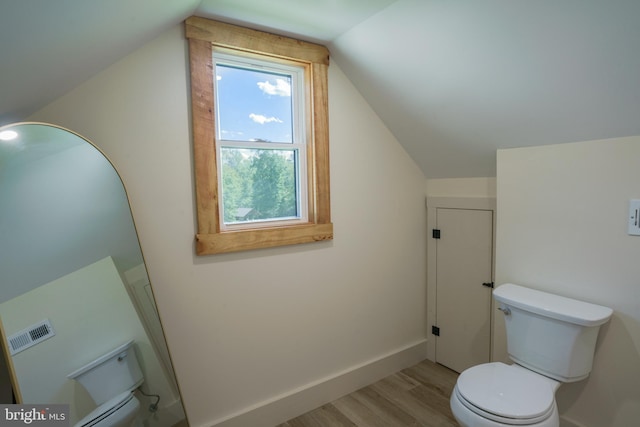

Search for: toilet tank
xmin=67 ymin=340 xmax=144 ymax=405
xmin=494 ymin=283 xmax=612 ymax=382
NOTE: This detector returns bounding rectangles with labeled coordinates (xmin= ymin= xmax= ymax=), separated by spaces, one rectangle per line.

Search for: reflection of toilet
xmin=68 ymin=340 xmax=144 ymax=427
xmin=450 ymin=283 xmax=612 ymax=427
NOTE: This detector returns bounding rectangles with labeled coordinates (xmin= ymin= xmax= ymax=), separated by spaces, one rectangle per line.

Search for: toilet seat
xmin=455 ymin=362 xmax=558 ymax=425
xmin=75 ymin=391 xmax=139 ymax=427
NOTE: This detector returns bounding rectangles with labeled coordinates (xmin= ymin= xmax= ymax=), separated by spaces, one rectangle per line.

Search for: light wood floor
xmin=277 ymin=359 xmax=459 ymax=427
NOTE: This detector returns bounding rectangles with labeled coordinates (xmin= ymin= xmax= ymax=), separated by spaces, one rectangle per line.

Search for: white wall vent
xmin=7 ymin=319 xmax=56 ymax=356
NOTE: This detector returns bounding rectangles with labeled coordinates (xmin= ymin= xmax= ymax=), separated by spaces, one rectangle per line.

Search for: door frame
xmin=425 ymin=196 xmax=497 ymax=364
xmin=0 ymin=316 xmax=22 ymax=403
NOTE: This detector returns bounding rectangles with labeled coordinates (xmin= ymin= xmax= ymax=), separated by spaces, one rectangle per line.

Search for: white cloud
xmin=249 ymin=113 xmax=283 ymax=124
xmin=221 ymin=130 xmax=244 ymax=137
xmin=257 ymin=78 xmax=291 ymax=97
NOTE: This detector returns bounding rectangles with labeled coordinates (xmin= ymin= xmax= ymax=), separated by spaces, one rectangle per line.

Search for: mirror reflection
xmin=0 ymin=123 xmax=187 ymax=427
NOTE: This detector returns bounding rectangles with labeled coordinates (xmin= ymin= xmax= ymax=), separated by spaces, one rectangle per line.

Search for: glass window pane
xmin=221 ymin=147 xmax=299 ymax=224
xmin=216 ymin=64 xmax=293 ymax=143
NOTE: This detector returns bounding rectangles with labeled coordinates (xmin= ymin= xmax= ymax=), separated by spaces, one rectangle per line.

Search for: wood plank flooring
xmin=277 ymin=359 xmax=459 ymax=427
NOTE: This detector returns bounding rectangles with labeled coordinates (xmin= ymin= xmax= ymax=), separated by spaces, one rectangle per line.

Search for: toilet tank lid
xmin=67 ymin=340 xmax=135 ymax=379
xmin=494 ymin=284 xmax=613 ymax=327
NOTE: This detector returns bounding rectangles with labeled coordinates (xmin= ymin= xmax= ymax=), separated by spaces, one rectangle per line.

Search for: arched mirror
xmin=0 ymin=123 xmax=187 ymax=427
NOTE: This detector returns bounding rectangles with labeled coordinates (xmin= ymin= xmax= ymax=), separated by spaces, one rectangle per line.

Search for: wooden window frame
xmin=186 ymin=17 xmax=333 ymax=255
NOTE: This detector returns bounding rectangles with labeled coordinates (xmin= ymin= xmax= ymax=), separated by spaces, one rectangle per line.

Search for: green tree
xmin=251 ymin=150 xmax=296 ymax=219
xmin=221 ymin=149 xmax=252 ymax=223
xmin=221 ymin=148 xmax=297 ymax=223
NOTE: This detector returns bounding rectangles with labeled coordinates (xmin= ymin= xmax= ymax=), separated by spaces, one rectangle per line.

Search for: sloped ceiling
xmin=0 ymin=0 xmax=200 ymax=125
xmin=2 ymin=0 xmax=639 ymax=178
xmin=331 ymin=0 xmax=640 ymax=177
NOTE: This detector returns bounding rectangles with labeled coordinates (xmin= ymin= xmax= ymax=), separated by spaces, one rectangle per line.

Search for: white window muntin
xmin=213 ymin=51 xmax=308 ymax=230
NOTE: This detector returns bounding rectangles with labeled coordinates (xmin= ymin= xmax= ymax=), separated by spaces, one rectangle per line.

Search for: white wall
xmin=496 ymin=137 xmax=640 ymax=426
xmin=426 ymin=177 xmax=496 ymax=198
xmin=29 ymin=24 xmax=429 ymax=426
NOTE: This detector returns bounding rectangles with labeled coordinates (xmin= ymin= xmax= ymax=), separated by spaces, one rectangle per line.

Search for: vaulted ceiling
xmin=2 ymin=0 xmax=639 ymax=178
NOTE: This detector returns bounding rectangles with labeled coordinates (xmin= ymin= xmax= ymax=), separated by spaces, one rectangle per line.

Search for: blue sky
xmin=216 ymin=64 xmax=293 ymax=143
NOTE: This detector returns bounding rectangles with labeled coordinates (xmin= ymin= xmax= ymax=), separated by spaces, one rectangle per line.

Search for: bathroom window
xmin=214 ymin=53 xmax=307 ymax=229
xmin=186 ymin=17 xmax=333 ymax=255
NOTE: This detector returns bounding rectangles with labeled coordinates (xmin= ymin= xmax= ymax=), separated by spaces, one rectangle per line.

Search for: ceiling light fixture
xmin=0 ymin=130 xmax=18 ymax=141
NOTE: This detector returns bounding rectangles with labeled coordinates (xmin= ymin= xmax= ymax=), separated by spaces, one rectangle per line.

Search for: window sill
xmin=196 ymin=223 xmax=333 ymax=255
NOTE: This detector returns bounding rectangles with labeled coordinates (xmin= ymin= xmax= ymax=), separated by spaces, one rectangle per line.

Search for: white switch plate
xmin=628 ymin=200 xmax=640 ymax=235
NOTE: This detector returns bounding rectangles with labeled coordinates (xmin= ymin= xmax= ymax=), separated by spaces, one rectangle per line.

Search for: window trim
xmin=186 ymin=16 xmax=333 ymax=255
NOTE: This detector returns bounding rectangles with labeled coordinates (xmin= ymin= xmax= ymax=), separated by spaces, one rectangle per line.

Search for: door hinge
xmin=432 ymin=325 xmax=440 ymax=336
xmin=482 ymin=282 xmax=495 ymax=288
xmin=432 ymin=229 xmax=441 ymax=239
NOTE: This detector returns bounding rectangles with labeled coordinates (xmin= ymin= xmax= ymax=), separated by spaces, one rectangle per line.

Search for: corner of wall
xmin=426 ymin=177 xmax=496 ymax=198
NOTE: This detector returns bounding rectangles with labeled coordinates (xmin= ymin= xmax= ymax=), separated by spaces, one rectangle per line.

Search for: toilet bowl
xmin=450 ymin=283 xmax=612 ymax=427
xmin=68 ymin=340 xmax=144 ymax=427
xmin=450 ymin=363 xmax=559 ymax=427
xmin=74 ymin=391 xmax=140 ymax=427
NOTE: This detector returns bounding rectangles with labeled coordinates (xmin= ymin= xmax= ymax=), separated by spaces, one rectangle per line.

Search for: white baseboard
xmin=208 ymin=339 xmax=428 ymax=427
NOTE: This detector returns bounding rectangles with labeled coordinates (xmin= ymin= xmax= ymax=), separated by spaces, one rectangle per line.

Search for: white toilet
xmin=68 ymin=340 xmax=144 ymax=427
xmin=450 ymin=283 xmax=612 ymax=427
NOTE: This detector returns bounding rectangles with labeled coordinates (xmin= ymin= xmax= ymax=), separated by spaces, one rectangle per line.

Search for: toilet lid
xmin=76 ymin=391 xmax=134 ymax=427
xmin=457 ymin=362 xmax=555 ymax=421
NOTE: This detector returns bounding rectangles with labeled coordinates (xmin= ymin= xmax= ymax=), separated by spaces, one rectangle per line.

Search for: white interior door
xmin=434 ymin=207 xmax=493 ymax=373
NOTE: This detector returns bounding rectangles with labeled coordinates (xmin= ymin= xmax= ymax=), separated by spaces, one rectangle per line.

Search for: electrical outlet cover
xmin=628 ymin=199 xmax=640 ymax=236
